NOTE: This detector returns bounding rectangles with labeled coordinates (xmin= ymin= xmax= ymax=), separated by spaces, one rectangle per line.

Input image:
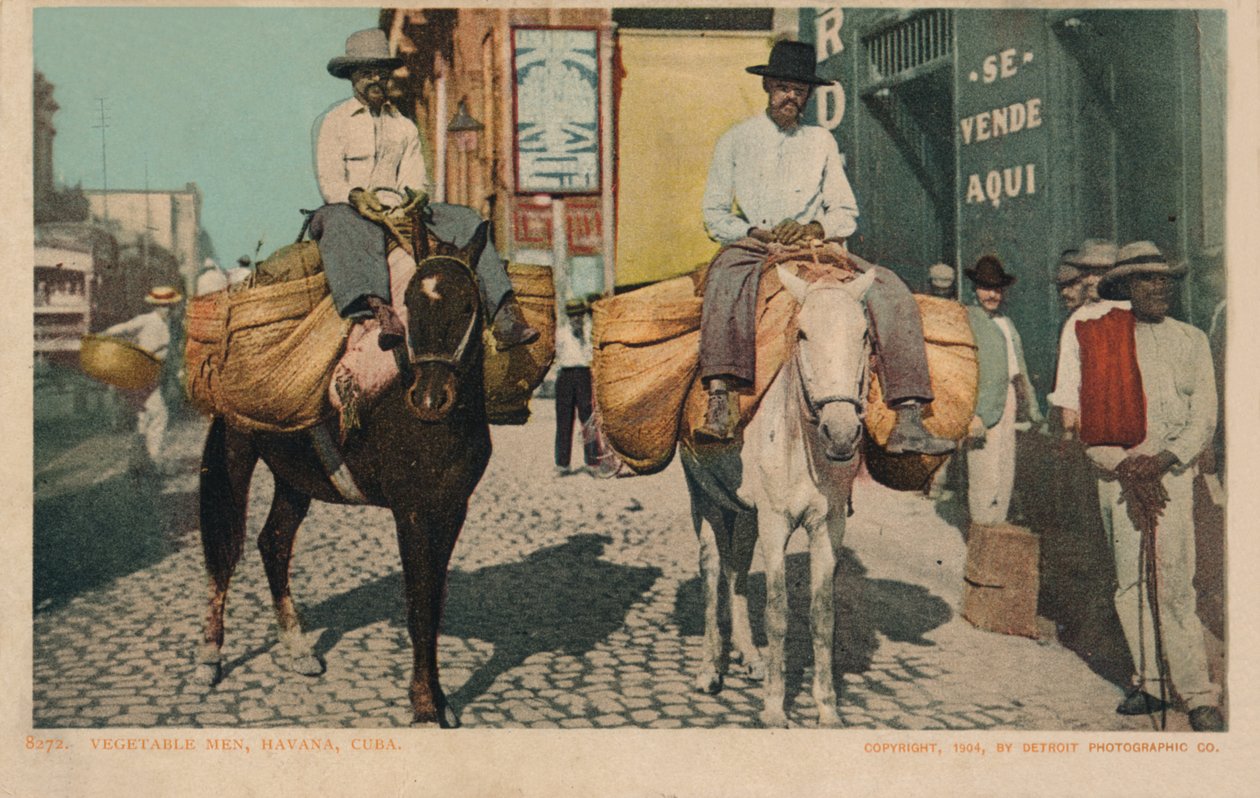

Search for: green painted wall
xmin=804 ymin=8 xmax=1226 ymax=395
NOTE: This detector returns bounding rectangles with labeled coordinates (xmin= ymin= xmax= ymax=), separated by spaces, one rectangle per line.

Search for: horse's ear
xmin=842 ymin=268 xmax=878 ymax=301
xmin=777 ymin=265 xmax=809 ymax=303
xmin=460 ymin=221 xmax=490 ymax=268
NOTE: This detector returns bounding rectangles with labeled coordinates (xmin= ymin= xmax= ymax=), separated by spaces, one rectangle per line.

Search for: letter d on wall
xmin=816 ymin=83 xmax=846 ymax=131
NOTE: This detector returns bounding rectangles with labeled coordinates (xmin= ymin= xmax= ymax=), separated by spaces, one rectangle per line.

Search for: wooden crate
xmin=962 ymin=522 xmax=1040 ymax=638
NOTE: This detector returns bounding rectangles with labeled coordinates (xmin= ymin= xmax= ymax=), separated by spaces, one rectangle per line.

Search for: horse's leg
xmin=725 ymin=510 xmax=765 ymax=682
xmin=256 ymin=478 xmax=323 ymax=677
xmin=807 ymin=509 xmax=846 ymax=728
xmin=196 ymin=418 xmax=257 ymax=684
xmin=758 ymin=513 xmax=792 ymax=728
xmin=691 ymin=495 xmax=725 ymax=695
xmin=394 ymin=504 xmax=463 ymax=727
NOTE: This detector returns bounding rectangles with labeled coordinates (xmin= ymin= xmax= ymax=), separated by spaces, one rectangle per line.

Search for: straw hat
xmin=327 ymin=29 xmax=402 ymax=79
xmin=1067 ymin=239 xmax=1118 ymax=271
xmin=1098 ymin=241 xmax=1186 ymax=300
xmin=144 ymin=286 xmax=183 ymax=306
xmin=964 ymin=255 xmax=1015 ymax=288
xmin=928 ymin=263 xmax=955 ymax=289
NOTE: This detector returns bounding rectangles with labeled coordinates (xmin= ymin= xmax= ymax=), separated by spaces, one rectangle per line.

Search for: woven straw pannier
xmin=483 ymin=263 xmax=556 ymax=424
xmin=185 ymin=242 xmax=351 ymax=433
xmin=592 ymin=273 xmax=704 ymax=474
xmin=863 ymin=295 xmax=978 ymax=491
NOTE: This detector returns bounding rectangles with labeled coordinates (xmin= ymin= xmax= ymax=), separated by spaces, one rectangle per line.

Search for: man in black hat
xmin=695 ymin=40 xmax=951 ymax=455
xmin=311 ymin=28 xmax=537 ymax=351
xmin=962 ymin=256 xmax=1040 ymax=525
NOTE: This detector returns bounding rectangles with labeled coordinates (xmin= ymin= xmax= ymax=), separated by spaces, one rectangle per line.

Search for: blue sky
xmin=34 ymin=6 xmax=379 ymax=264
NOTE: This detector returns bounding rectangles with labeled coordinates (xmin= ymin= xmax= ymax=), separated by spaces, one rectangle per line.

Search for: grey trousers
xmin=698 ymin=240 xmax=935 ymax=405
xmin=309 ymin=202 xmax=514 ymax=320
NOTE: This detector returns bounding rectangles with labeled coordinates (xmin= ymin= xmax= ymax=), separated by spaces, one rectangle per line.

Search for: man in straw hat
xmin=1048 ymin=238 xmax=1123 ymax=430
xmin=695 ymin=40 xmax=951 ymax=455
xmin=1075 ymin=241 xmax=1223 ymax=731
xmin=926 ymin=262 xmax=956 ymax=299
xmin=962 ymin=256 xmax=1041 ymax=526
xmin=1054 ymin=250 xmax=1088 ymax=314
xmin=310 ymin=28 xmax=537 ymax=352
xmin=103 ymin=286 xmax=183 ymax=473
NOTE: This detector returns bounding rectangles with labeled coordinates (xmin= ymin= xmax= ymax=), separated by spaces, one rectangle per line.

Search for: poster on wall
xmin=512 ymin=26 xmax=601 ymax=194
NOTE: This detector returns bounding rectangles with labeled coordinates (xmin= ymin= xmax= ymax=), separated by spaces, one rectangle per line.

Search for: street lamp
xmin=448 ymin=99 xmax=484 ymax=206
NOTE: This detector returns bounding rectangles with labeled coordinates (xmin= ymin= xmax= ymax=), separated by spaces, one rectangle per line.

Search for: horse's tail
xmin=199 ymin=416 xmax=251 ymax=589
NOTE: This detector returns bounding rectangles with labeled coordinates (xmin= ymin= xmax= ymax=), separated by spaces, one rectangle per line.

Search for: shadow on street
xmin=34 ymin=415 xmax=200 ymax=612
xmin=673 ymin=548 xmax=952 ymax=708
xmin=299 ymin=533 xmax=662 ymax=710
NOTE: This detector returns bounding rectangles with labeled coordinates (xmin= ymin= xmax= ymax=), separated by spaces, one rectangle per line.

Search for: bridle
xmin=793 ymin=306 xmax=870 ymax=427
xmin=395 ymin=257 xmax=481 ymax=384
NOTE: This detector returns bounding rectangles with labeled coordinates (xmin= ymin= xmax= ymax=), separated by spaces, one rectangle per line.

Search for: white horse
xmin=680 ymin=265 xmax=875 ymax=727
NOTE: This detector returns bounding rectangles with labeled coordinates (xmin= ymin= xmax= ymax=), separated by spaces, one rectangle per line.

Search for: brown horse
xmin=194 ymin=228 xmax=490 ymax=727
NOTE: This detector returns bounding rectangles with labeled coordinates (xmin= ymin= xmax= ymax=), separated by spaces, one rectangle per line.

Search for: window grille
xmin=863 ymin=10 xmax=952 ymax=83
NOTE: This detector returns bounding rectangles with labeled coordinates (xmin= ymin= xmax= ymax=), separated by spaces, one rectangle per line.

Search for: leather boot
xmin=695 ymin=386 xmax=737 ymax=443
xmin=491 ymin=297 xmax=540 ymax=351
xmin=366 ymin=295 xmax=405 ymax=351
xmin=885 ymin=402 xmax=955 ymax=456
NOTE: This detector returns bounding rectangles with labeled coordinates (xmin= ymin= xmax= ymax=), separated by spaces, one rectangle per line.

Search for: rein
xmin=793 ymin=329 xmax=869 ymax=425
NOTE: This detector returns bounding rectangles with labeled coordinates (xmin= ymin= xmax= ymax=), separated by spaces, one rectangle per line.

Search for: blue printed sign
xmin=512 ymin=27 xmax=600 ymax=194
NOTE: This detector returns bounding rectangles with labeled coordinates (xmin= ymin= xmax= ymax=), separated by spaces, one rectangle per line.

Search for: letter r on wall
xmin=816 ymin=9 xmax=845 ymax=61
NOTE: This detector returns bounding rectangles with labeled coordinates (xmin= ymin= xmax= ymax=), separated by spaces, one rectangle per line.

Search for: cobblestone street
xmin=32 ymin=402 xmax=1200 ymax=731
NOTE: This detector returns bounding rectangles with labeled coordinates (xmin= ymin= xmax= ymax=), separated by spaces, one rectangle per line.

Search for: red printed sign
xmin=512 ymin=201 xmax=552 ymax=249
xmin=565 ymin=197 xmax=602 ymax=256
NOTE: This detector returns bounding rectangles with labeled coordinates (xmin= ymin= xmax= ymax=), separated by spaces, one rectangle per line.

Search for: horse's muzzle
xmin=405 ymin=365 xmax=457 ymax=421
xmin=818 ymin=404 xmax=862 ymax=462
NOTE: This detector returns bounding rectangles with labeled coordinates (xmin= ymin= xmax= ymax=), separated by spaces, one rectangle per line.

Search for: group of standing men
xmin=945 ymin=238 xmax=1223 ymax=732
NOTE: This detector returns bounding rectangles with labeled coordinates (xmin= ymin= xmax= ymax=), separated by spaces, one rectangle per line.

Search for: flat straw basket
xmin=79 ymin=334 xmax=161 ymax=391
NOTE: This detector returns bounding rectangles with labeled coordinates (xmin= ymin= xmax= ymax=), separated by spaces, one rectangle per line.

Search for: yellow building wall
xmin=615 ymin=33 xmax=771 ymax=287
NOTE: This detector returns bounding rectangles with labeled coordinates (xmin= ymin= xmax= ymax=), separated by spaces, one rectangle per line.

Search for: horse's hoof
xmin=694 ymin=670 xmax=723 ymax=695
xmin=817 ymin=706 xmax=843 ymax=728
xmin=410 ymin=705 xmax=461 ymax=729
xmin=760 ymin=707 xmax=789 ymax=729
xmin=734 ymin=659 xmax=766 ymax=683
xmin=285 ymin=654 xmax=326 ymax=678
xmin=193 ymin=661 xmax=222 ymax=686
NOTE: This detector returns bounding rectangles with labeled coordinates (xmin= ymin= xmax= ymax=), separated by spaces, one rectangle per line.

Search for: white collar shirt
xmin=554 ymin=315 xmax=593 ymax=368
xmin=702 ymin=112 xmax=859 ymax=246
xmin=313 ymin=97 xmax=428 ymax=205
xmin=105 ymin=310 xmax=170 ymax=360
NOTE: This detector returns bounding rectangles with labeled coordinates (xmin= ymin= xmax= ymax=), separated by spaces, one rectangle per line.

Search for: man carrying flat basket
xmin=696 ymin=40 xmax=951 ymax=456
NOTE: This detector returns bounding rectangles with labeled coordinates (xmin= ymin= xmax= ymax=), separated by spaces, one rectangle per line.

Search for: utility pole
xmin=92 ymin=98 xmax=110 ymax=223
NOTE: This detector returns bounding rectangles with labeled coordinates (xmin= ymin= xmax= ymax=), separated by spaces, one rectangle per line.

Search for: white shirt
xmin=702 ymin=113 xmax=859 ymax=246
xmin=1048 ymin=299 xmax=1131 ymax=411
xmin=1085 ymin=317 xmax=1217 ymax=471
xmin=313 ymin=97 xmax=428 ymax=204
xmin=554 ymin=315 xmax=593 ymax=368
xmin=993 ymin=315 xmax=1020 ymax=380
xmin=104 ymin=310 xmax=170 ymax=360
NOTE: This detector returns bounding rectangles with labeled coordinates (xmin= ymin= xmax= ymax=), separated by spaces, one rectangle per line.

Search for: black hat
xmin=746 ymin=41 xmax=835 ymax=87
xmin=964 ymin=255 xmax=1016 ymax=288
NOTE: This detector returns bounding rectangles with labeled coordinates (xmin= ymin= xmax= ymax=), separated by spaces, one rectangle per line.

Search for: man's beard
xmin=769 ymin=102 xmax=802 ymax=130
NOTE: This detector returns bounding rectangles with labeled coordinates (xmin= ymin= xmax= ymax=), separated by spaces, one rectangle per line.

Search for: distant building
xmin=83 ymin=184 xmax=202 ymax=293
